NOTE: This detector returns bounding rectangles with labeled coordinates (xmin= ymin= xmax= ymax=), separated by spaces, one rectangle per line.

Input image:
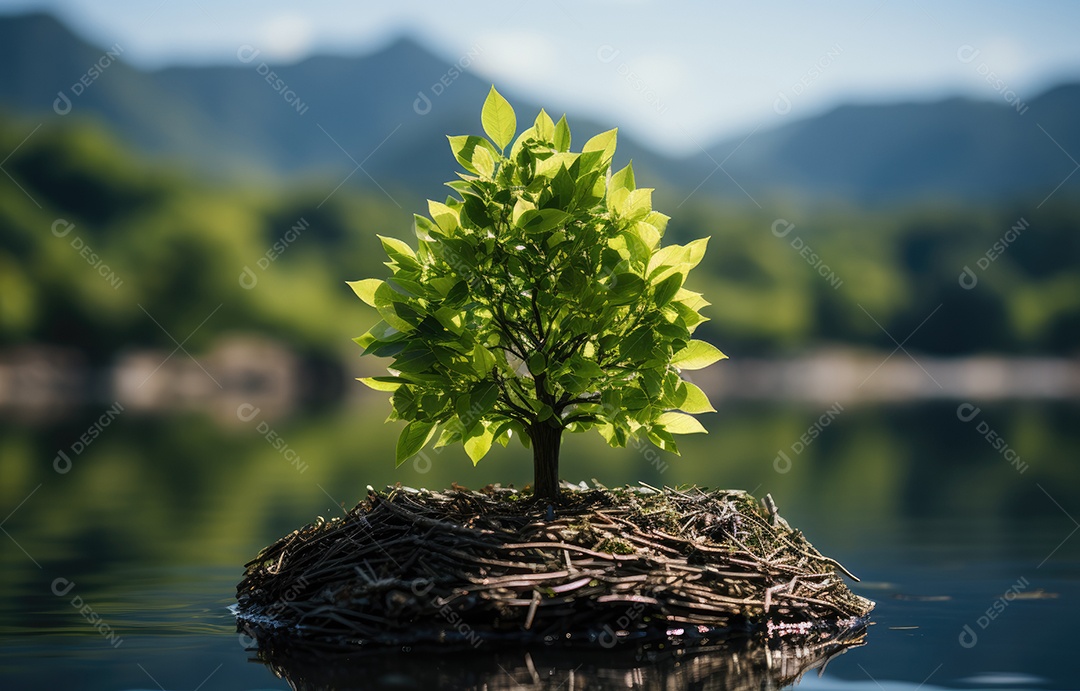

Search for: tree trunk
xmin=531 ymin=421 xmax=562 ymax=501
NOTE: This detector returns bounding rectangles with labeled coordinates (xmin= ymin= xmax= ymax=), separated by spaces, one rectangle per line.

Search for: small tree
xmin=350 ymin=87 xmax=726 ymax=501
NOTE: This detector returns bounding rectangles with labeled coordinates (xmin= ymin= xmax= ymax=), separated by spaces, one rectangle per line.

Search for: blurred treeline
xmin=2 ymin=115 xmax=1078 ymax=362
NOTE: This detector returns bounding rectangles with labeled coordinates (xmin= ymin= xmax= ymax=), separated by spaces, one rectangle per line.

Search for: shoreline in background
xmin=2 ymin=339 xmax=1077 ymax=425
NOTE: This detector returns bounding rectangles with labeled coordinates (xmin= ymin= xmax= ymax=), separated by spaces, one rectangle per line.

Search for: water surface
xmin=1 ymin=401 xmax=1076 ymax=689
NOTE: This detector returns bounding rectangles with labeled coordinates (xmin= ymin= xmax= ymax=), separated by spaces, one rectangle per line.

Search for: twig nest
xmin=235 ymin=484 xmax=873 ymax=648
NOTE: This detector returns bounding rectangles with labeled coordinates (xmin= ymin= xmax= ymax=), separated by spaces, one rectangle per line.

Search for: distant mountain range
xmin=3 ymin=11 xmax=1079 ymax=206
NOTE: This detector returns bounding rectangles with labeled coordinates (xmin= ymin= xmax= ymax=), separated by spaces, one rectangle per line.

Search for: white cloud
xmin=259 ymin=13 xmax=315 ymax=63
xmin=471 ymin=32 xmax=561 ymax=85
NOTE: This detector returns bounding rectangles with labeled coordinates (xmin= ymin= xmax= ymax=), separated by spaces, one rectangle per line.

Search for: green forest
xmin=2 ymin=114 xmax=1078 ymax=364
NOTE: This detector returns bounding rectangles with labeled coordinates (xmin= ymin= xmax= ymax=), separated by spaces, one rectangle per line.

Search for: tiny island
xmin=235 ymin=87 xmax=873 ymax=664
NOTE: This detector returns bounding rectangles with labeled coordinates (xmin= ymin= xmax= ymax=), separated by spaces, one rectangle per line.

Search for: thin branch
xmin=493 ymin=372 xmax=536 ymax=421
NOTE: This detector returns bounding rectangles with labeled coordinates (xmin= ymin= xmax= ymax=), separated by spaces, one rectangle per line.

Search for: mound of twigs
xmin=235 ymin=483 xmax=873 ymax=648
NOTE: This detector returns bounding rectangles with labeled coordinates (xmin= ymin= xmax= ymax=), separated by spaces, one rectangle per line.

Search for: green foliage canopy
xmin=352 ymin=87 xmax=726 ymax=475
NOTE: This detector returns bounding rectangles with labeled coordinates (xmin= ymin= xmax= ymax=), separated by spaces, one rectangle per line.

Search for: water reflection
xmin=0 ymin=401 xmax=1077 ymax=689
xmin=247 ymin=626 xmax=868 ymax=691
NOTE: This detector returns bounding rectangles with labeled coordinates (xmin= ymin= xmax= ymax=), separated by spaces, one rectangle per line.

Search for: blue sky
xmin=5 ymin=0 xmax=1080 ymax=154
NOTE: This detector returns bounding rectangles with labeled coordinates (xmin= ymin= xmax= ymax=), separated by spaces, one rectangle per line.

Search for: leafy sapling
xmin=350 ymin=86 xmax=726 ymax=501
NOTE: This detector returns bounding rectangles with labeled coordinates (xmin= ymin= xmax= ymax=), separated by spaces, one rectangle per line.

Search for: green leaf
xmin=534 ymin=109 xmax=555 ymax=144
xmin=379 ymin=235 xmax=419 ymax=268
xmin=569 ymin=355 xmax=605 ymax=379
xmin=374 ymin=284 xmax=413 ymax=332
xmin=396 ymin=421 xmax=436 ymax=466
xmin=582 ymin=128 xmax=617 ymax=165
xmin=550 ymin=165 xmax=576 ymax=208
xmin=678 ymin=381 xmax=715 ymax=414
xmin=610 ymin=162 xmax=635 ymax=193
xmin=347 ymin=278 xmax=383 ymax=307
xmin=354 ymin=319 xmax=404 ymax=353
xmin=671 ymin=340 xmax=727 ymax=370
xmin=447 ymin=135 xmax=500 ymax=175
xmin=631 ymin=221 xmax=661 ymax=251
xmin=553 ymin=115 xmax=571 ymax=152
xmin=646 ymin=243 xmax=689 ymax=281
xmin=357 ymin=376 xmax=403 ymax=392
xmin=472 ymin=344 xmax=496 ymax=376
xmin=427 ymin=200 xmax=459 ymax=234
xmin=623 ymin=188 xmax=653 ymax=221
xmin=516 ymin=208 xmax=569 ymax=234
xmin=653 ymin=273 xmax=684 ymax=307
xmin=621 ymin=327 xmax=655 ymax=363
xmin=527 ymin=351 xmax=547 ymax=375
xmin=482 ymin=86 xmax=517 ymax=151
xmin=471 ymin=380 xmax=500 ymax=416
xmin=464 ymin=424 xmax=495 ymax=465
xmin=607 ymin=273 xmax=645 ymax=305
xmin=685 ymin=237 xmax=709 ymax=269
xmin=511 ymin=197 xmax=536 ymax=226
xmin=472 ymin=145 xmax=496 ymax=178
xmin=657 ymin=411 xmax=708 ymax=435
xmin=535 ymin=152 xmax=579 ymax=180
xmin=393 ymin=349 xmax=439 ymax=373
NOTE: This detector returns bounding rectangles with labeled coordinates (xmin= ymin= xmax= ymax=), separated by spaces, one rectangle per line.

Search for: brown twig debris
xmin=235 ymin=483 xmax=874 ymax=648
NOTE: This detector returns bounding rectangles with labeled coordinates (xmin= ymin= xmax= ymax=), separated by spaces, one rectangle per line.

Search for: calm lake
xmin=1 ymin=399 xmax=1077 ymax=689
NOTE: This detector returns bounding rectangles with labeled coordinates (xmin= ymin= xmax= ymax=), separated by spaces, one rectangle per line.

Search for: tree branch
xmin=493 ymin=371 xmax=536 ymax=420
xmin=561 ymin=413 xmax=599 ymax=426
xmin=555 ymin=391 xmax=602 ymax=413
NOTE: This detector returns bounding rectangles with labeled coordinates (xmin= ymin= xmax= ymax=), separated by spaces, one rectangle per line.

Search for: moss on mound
xmin=236 ymin=484 xmax=873 ymax=648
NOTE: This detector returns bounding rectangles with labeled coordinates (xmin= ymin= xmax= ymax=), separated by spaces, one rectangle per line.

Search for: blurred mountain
xmin=0 ymin=12 xmax=677 ymax=205
xmin=2 ymin=11 xmax=1080 ymax=206
xmin=705 ymin=86 xmax=1080 ymax=205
